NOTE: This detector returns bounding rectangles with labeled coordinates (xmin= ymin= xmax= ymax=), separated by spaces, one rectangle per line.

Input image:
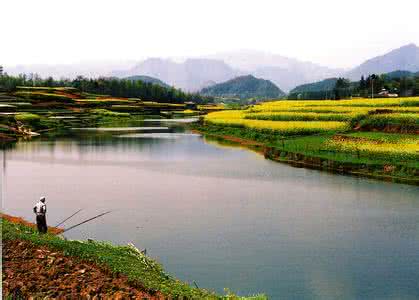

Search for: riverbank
xmin=0 ymin=86 xmax=212 ymax=143
xmin=2 ymin=215 xmax=266 ymax=299
xmin=194 ymin=124 xmax=419 ymax=185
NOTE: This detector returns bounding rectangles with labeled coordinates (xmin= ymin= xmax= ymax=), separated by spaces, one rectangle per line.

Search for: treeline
xmin=0 ymin=74 xmax=213 ymax=104
xmin=289 ymin=72 xmax=419 ymax=100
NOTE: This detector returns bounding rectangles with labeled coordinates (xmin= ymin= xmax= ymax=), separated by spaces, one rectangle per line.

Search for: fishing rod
xmin=55 ymin=209 xmax=83 ymax=227
xmin=62 ymin=210 xmax=112 ymax=234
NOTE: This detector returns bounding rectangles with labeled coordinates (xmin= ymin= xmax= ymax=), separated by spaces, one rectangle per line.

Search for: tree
xmin=334 ymin=78 xmax=351 ymax=99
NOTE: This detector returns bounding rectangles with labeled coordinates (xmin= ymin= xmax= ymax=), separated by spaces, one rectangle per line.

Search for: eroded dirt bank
xmin=2 ymin=238 xmax=164 ymax=299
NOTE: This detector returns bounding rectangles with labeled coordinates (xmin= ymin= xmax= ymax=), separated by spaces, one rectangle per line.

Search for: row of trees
xmin=0 ymin=73 xmax=214 ymax=104
xmin=358 ymin=74 xmax=419 ymax=97
xmin=288 ymin=73 xmax=419 ymax=100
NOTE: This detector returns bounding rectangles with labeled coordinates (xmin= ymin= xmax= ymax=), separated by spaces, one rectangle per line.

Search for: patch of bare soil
xmin=2 ymin=239 xmax=164 ymax=299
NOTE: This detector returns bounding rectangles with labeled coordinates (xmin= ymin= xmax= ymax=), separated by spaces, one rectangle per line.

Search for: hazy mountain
xmin=383 ymin=70 xmax=419 ymax=79
xmin=113 ymin=58 xmax=239 ymax=92
xmin=6 ymin=44 xmax=418 ymax=94
xmin=346 ymin=44 xmax=419 ymax=80
xmin=124 ymin=75 xmax=170 ymax=88
xmin=208 ymin=50 xmax=344 ymax=92
xmin=200 ymin=75 xmax=285 ymax=101
xmin=290 ymin=78 xmax=338 ymax=94
xmin=113 ymin=51 xmax=344 ymax=93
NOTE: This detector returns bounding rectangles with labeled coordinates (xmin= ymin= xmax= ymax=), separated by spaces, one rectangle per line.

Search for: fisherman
xmin=33 ymin=196 xmax=47 ymax=233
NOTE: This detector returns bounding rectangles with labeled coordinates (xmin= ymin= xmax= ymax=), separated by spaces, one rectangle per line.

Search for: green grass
xmin=15 ymin=112 xmax=41 ymax=125
xmin=2 ymin=219 xmax=266 ymax=299
xmin=196 ymin=124 xmax=419 ymax=174
xmin=76 ymin=99 xmax=138 ymax=105
xmin=91 ymin=109 xmax=130 ymax=117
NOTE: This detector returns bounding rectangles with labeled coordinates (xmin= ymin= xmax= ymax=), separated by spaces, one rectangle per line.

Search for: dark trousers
xmin=36 ymin=215 xmax=47 ymax=233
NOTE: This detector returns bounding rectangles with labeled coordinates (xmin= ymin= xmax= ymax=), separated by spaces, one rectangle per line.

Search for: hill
xmin=113 ymin=58 xmax=238 ymax=92
xmin=124 ymin=75 xmax=170 ymax=88
xmin=208 ymin=50 xmax=343 ymax=92
xmin=384 ymin=70 xmax=419 ymax=79
xmin=289 ymin=78 xmax=338 ymax=93
xmin=200 ymin=75 xmax=285 ymax=101
xmin=346 ymin=43 xmax=419 ymax=80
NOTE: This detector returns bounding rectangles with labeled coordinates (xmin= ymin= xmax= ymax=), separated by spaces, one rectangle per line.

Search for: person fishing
xmin=33 ymin=196 xmax=47 ymax=233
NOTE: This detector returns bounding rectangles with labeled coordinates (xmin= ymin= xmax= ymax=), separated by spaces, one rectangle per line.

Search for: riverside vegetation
xmin=201 ymin=98 xmax=419 ymax=184
xmin=2 ymin=217 xmax=266 ymax=299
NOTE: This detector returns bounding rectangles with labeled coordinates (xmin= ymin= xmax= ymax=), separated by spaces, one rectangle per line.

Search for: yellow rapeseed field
xmin=325 ymin=137 xmax=419 ymax=160
xmin=205 ymin=111 xmax=349 ymax=134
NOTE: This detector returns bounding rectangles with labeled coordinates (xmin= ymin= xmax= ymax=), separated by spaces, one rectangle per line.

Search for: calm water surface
xmin=2 ymin=124 xmax=419 ymax=299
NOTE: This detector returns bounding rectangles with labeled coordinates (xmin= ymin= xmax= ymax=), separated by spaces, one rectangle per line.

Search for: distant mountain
xmin=8 ymin=44 xmax=418 ymax=94
xmin=124 ymin=75 xmax=170 ymax=88
xmin=208 ymin=50 xmax=344 ymax=92
xmin=346 ymin=44 xmax=419 ymax=80
xmin=290 ymin=78 xmax=338 ymax=94
xmin=200 ymin=75 xmax=285 ymax=101
xmin=384 ymin=70 xmax=419 ymax=79
xmin=113 ymin=58 xmax=239 ymax=92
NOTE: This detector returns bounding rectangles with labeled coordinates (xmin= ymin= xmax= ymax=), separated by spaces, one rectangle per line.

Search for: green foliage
xmin=15 ymin=113 xmax=41 ymax=126
xmin=288 ymin=71 xmax=419 ymax=100
xmin=0 ymin=74 xmax=214 ymax=104
xmin=124 ymin=75 xmax=170 ymax=88
xmin=91 ymin=109 xmax=130 ymax=117
xmin=201 ymin=75 xmax=285 ymax=101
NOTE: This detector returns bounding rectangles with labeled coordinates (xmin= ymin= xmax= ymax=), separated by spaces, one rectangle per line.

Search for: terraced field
xmin=203 ymin=98 xmax=419 ymax=183
xmin=0 ymin=86 xmax=213 ymax=141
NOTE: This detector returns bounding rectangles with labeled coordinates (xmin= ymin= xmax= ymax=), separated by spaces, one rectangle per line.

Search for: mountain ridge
xmin=124 ymin=75 xmax=170 ymax=88
xmin=345 ymin=43 xmax=419 ymax=80
xmin=200 ymin=75 xmax=285 ymax=102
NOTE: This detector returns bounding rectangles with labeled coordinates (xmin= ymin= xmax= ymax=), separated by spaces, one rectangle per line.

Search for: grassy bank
xmin=197 ymin=97 xmax=419 ymax=185
xmin=2 ymin=218 xmax=266 ymax=299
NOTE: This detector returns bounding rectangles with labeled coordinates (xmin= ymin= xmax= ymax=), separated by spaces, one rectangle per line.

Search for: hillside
xmin=289 ymin=78 xmax=338 ymax=93
xmin=125 ymin=75 xmax=170 ymax=88
xmin=200 ymin=75 xmax=285 ymax=101
xmin=113 ymin=58 xmax=239 ymax=92
xmin=346 ymin=44 xmax=419 ymax=80
xmin=384 ymin=70 xmax=419 ymax=79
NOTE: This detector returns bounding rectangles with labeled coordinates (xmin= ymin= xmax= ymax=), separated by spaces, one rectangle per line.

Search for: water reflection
xmin=3 ymin=129 xmax=419 ymax=299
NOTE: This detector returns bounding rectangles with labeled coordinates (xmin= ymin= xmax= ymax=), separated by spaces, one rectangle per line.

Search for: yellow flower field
xmin=205 ymin=97 xmax=419 ymax=135
xmin=325 ymin=136 xmax=419 ymax=160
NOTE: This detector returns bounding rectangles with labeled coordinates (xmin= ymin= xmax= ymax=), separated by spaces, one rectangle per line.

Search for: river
xmin=2 ymin=122 xmax=419 ymax=299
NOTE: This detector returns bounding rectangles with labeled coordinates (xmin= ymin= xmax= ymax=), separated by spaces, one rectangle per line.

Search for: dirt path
xmin=2 ymin=239 xmax=164 ymax=299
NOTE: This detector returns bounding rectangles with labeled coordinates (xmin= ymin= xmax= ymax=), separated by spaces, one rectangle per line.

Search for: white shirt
xmin=34 ymin=201 xmax=47 ymax=216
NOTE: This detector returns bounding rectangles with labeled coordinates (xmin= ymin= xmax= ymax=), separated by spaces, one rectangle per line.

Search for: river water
xmin=2 ymin=122 xmax=419 ymax=299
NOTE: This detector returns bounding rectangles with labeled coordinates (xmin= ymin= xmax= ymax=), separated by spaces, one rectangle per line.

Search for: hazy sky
xmin=3 ymin=0 xmax=419 ymax=68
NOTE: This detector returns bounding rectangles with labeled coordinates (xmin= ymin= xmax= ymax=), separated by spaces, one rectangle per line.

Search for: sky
xmin=2 ymin=0 xmax=419 ymax=69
